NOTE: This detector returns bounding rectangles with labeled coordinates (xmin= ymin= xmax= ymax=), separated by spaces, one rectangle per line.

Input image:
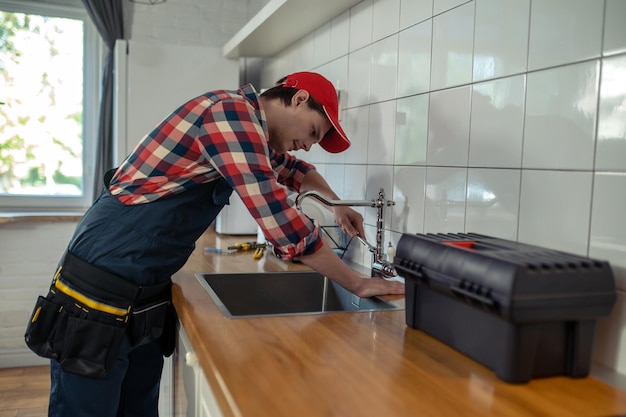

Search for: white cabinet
xmin=159 ymin=354 xmax=173 ymax=415
xmin=173 ymin=324 xmax=224 ymax=417
xmin=198 ymin=367 xmax=224 ymax=417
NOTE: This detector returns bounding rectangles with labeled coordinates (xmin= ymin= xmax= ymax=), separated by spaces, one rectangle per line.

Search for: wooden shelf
xmin=0 ymin=212 xmax=82 ymax=224
xmin=223 ymin=0 xmax=360 ymax=58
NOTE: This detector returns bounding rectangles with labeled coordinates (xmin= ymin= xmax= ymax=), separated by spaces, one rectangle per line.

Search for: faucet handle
xmin=356 ymin=236 xmax=377 ymax=253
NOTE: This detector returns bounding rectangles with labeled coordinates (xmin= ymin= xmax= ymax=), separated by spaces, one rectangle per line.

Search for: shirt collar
xmin=239 ymin=83 xmax=268 ymax=139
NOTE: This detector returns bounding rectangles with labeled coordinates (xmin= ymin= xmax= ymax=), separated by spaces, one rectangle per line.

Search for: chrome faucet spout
xmin=296 ymin=188 xmax=397 ymax=278
xmin=372 ymin=260 xmax=397 ymax=278
xmin=295 ymin=190 xmax=375 ymax=210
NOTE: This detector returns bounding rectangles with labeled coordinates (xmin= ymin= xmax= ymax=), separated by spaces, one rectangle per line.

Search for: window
xmin=0 ymin=0 xmax=100 ymax=211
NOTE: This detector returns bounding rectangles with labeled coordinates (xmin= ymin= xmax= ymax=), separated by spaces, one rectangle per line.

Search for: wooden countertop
xmin=172 ymin=230 xmax=626 ymax=417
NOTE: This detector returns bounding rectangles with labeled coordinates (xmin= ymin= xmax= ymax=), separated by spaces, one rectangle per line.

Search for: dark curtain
xmin=82 ymin=0 xmax=125 ymax=201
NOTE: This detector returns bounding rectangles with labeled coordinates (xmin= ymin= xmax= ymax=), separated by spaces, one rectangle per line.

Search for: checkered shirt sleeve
xmin=109 ymin=85 xmax=323 ymax=260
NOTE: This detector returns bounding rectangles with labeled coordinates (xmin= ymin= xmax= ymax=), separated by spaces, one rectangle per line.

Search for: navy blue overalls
xmin=48 ymin=174 xmax=234 ymax=417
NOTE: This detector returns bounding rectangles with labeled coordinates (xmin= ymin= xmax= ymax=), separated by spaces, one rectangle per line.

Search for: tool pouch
xmin=25 ymin=279 xmax=128 ymax=379
xmin=128 ymin=297 xmax=177 ymax=357
xmin=26 ymin=250 xmax=178 ymax=378
xmin=24 ymin=295 xmax=65 ymax=361
xmin=160 ymin=303 xmax=177 ymax=357
xmin=25 ymin=252 xmax=137 ymax=379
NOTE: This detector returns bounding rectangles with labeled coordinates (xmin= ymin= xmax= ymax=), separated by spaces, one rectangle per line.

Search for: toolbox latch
xmin=450 ymin=281 xmax=495 ymax=308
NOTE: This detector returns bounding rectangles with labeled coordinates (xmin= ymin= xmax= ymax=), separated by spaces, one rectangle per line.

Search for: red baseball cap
xmin=280 ymin=72 xmax=351 ymax=153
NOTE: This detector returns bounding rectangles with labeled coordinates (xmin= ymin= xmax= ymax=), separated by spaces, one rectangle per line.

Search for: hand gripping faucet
xmin=295 ymin=188 xmax=397 ymax=278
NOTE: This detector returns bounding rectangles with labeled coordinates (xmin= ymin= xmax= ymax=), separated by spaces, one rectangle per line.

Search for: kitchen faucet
xmin=295 ymin=188 xmax=397 ymax=278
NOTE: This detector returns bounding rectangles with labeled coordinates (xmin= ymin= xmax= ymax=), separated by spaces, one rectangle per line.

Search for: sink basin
xmin=196 ymin=271 xmax=402 ymax=318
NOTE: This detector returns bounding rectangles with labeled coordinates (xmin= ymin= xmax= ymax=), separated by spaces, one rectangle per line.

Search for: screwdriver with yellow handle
xmin=253 ymin=247 xmax=265 ymax=260
xmin=227 ymin=242 xmax=266 ymax=251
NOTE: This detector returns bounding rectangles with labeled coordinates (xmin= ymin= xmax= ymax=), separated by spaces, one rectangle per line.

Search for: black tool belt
xmin=24 ymin=251 xmax=177 ymax=379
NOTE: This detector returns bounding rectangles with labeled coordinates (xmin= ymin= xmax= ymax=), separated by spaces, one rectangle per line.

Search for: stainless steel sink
xmin=196 ymin=271 xmax=402 ymax=318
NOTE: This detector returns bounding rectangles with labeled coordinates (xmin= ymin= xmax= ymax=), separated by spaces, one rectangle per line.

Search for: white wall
xmin=253 ymin=0 xmax=626 ymax=377
xmin=0 ymin=222 xmax=76 ymax=367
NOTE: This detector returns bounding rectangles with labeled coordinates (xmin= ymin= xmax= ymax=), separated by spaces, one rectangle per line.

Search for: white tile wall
xmin=394 ymin=94 xmax=429 ymax=165
xmin=314 ymin=22 xmax=332 ymax=67
xmin=399 ymin=0 xmax=432 ymax=30
xmin=523 ymin=61 xmax=599 ymax=170
xmin=597 ymin=54 xmax=626 ymax=171
xmin=473 ymin=0 xmax=529 ymax=82
xmin=328 ymin=55 xmax=349 ymax=98
xmin=347 ymin=46 xmax=372 ymax=108
xmin=330 ymin=11 xmax=351 ymax=60
xmin=372 ymin=0 xmax=400 ymax=42
xmin=397 ymin=19 xmax=432 ymax=97
xmin=430 ymin=1 xmax=474 ymax=90
xmin=342 ymin=106 xmax=370 ymax=164
xmin=528 ymin=0 xmax=603 ymax=71
xmin=465 ymin=168 xmax=520 ymax=240
xmin=469 ymin=75 xmax=525 ymax=168
xmin=343 ymin=165 xmax=368 ymax=222
xmin=604 ymin=0 xmax=626 ymax=57
xmin=256 ymin=0 xmax=626 ymax=378
xmin=433 ymin=0 xmax=470 ymax=16
xmin=367 ymin=100 xmax=396 ymax=165
xmin=370 ymin=35 xmax=398 ymax=102
xmin=590 ymin=173 xmax=626 ymax=289
xmin=325 ymin=164 xmax=346 ymax=197
xmin=595 ymin=291 xmax=626 ymax=376
xmin=392 ymin=166 xmax=426 ymax=233
xmin=518 ymin=170 xmax=593 ymax=256
xmin=424 ymin=166 xmax=467 ymax=232
xmin=349 ymin=0 xmax=373 ymax=52
xmin=427 ymin=85 xmax=471 ymax=166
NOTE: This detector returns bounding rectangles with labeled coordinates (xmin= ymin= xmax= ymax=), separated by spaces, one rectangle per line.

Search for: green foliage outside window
xmin=0 ymin=10 xmax=83 ymax=196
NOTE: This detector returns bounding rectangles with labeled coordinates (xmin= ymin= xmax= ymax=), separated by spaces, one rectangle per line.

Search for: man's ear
xmin=292 ymin=89 xmax=310 ymax=106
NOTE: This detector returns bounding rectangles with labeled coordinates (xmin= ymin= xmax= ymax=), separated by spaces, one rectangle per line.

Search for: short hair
xmin=260 ymin=78 xmax=325 ymax=116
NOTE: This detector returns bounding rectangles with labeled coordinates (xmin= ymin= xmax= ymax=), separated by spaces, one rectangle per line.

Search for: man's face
xmin=266 ymin=90 xmax=332 ymax=154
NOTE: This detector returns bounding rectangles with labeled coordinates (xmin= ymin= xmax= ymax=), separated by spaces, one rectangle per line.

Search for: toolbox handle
xmin=450 ymin=285 xmax=495 ymax=307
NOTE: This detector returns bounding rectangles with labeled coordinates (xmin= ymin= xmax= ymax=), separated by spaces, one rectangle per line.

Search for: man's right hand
xmin=297 ymin=243 xmax=405 ymax=297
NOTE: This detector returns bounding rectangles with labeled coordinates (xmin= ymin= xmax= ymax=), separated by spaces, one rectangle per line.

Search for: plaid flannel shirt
xmin=108 ymin=84 xmax=323 ymax=260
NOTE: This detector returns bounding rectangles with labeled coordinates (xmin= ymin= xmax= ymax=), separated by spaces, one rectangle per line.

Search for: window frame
xmin=0 ymin=0 xmax=101 ymax=212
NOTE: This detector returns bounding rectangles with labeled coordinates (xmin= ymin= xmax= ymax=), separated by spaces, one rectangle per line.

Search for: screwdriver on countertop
xmin=203 ymin=247 xmax=234 ymax=254
xmin=227 ymin=242 xmax=267 ymax=251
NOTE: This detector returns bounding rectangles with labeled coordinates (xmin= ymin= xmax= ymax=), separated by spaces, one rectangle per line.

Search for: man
xmin=26 ymin=71 xmax=404 ymax=416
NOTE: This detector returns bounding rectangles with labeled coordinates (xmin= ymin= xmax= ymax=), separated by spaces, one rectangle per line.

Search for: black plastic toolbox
xmin=395 ymin=232 xmax=616 ymax=384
